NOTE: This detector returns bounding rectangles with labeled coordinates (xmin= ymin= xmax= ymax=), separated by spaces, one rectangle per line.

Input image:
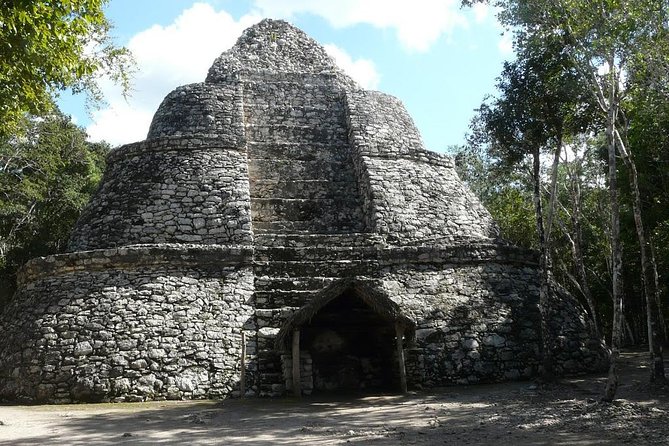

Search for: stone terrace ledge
xmin=19 ymin=239 xmax=536 ymax=286
xmin=17 ymin=244 xmax=254 ymax=285
xmin=254 ymin=237 xmax=538 ymax=266
xmin=106 ymin=135 xmax=245 ymax=164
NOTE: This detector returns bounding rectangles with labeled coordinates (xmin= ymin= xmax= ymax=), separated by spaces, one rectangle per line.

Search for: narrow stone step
xmin=253 ymin=290 xmax=320 ymax=308
xmin=251 ymin=219 xmax=365 ymax=233
xmin=247 ymin=141 xmax=352 ymax=162
xmin=246 ymin=114 xmax=345 ymax=130
xmin=255 ymin=306 xmax=301 ymax=329
xmin=248 ymin=158 xmax=356 ymax=182
xmin=250 ymin=179 xmax=359 ymax=200
xmin=243 ymin=103 xmax=343 ymax=118
xmin=253 ymin=260 xmax=374 ymax=283
xmin=243 ymin=79 xmax=344 ymax=102
xmin=254 ymin=245 xmax=376 ymax=262
xmin=250 ymin=197 xmax=363 ymax=222
xmin=253 ymin=232 xmax=381 ymax=248
xmin=254 ymin=276 xmax=334 ymax=292
xmin=243 ymin=101 xmax=339 ymax=111
xmin=244 ymin=123 xmax=347 ymax=144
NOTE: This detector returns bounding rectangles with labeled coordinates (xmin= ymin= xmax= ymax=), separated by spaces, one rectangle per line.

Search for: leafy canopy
xmin=0 ymin=104 xmax=108 ymax=306
xmin=0 ymin=0 xmax=133 ymax=137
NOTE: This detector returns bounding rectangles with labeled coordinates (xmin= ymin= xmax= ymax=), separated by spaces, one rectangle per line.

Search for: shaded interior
xmin=300 ymin=290 xmax=399 ymax=393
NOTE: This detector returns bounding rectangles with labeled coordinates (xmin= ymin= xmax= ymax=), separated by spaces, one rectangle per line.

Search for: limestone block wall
xmin=68 ymin=138 xmax=252 ymax=251
xmin=346 ymin=90 xmax=426 ymax=158
xmin=0 ymin=246 xmax=254 ymax=403
xmin=378 ymin=264 xmax=542 ymax=385
xmin=246 ymin=240 xmax=608 ymax=395
xmin=147 ymin=82 xmax=245 ymax=143
xmin=378 ymin=256 xmax=606 ymax=385
xmin=547 ymin=284 xmax=610 ymax=375
xmin=345 ymin=90 xmax=499 ymax=241
xmin=364 ymin=158 xmax=498 ymax=241
xmin=205 ymin=21 xmax=355 ymax=87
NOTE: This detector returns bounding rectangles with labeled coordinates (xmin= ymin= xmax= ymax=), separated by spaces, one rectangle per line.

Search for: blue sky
xmin=59 ymin=0 xmax=512 ymax=152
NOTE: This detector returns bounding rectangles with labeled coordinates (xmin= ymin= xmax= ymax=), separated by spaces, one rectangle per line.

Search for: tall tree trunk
xmin=614 ymin=128 xmax=665 ymax=383
xmin=532 ymin=148 xmax=554 ymax=382
xmin=568 ymin=152 xmax=600 ymax=335
xmin=624 ymin=315 xmax=636 ymax=345
xmin=650 ymin=241 xmax=667 ymax=340
xmin=558 ymin=216 xmax=600 ymax=336
xmin=544 ymin=133 xmax=562 ymax=244
xmin=603 ymin=62 xmax=623 ymax=402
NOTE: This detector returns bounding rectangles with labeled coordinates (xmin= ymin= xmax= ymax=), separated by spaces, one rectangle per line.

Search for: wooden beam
xmin=292 ymin=329 xmax=301 ymax=397
xmin=396 ymin=322 xmax=408 ymax=393
xmin=240 ymin=331 xmax=246 ymax=398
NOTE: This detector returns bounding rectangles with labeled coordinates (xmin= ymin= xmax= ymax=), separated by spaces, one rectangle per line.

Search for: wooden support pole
xmin=292 ymin=329 xmax=301 ymax=397
xmin=240 ymin=331 xmax=246 ymax=398
xmin=396 ymin=323 xmax=408 ymax=394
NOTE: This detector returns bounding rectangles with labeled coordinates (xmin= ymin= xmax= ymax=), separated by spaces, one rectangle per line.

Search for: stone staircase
xmin=242 ymin=75 xmax=373 ymax=395
xmin=243 ymin=78 xmax=365 ymax=235
xmin=250 ymin=233 xmax=385 ymax=395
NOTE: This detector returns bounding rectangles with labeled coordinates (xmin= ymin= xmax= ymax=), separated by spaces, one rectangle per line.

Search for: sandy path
xmin=1 ymin=351 xmax=667 ymax=445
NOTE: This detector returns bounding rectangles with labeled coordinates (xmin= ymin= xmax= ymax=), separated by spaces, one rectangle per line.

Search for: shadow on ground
xmin=0 ymin=351 xmax=667 ymax=445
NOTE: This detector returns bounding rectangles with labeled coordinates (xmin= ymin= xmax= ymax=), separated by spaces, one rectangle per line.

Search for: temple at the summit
xmin=0 ymin=19 xmax=608 ymax=403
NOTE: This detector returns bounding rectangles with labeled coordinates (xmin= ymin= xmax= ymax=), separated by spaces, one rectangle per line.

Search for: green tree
xmin=468 ymin=38 xmax=592 ymax=380
xmin=0 ymin=106 xmax=107 ymax=308
xmin=465 ymin=0 xmax=669 ymax=400
xmin=553 ymin=137 xmax=608 ymax=336
xmin=0 ymin=0 xmax=133 ymax=137
xmin=451 ymin=147 xmax=537 ymax=249
xmin=624 ymin=40 xmax=669 ymax=341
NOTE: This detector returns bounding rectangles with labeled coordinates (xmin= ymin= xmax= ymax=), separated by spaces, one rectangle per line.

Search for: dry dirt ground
xmin=1 ymin=351 xmax=667 ymax=445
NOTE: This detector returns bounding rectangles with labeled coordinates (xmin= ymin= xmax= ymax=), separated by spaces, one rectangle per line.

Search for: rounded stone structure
xmin=0 ymin=20 xmax=608 ymax=403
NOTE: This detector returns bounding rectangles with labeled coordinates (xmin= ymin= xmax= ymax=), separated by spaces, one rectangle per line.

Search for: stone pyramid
xmin=0 ymin=20 xmax=607 ymax=403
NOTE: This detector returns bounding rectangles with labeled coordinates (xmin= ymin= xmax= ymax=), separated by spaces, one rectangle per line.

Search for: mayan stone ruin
xmin=0 ymin=19 xmax=608 ymax=403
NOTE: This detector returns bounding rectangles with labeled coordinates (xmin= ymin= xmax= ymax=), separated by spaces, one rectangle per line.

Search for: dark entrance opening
xmin=300 ymin=289 xmax=398 ymax=393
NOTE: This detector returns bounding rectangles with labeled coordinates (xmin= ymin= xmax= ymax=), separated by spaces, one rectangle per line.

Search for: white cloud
xmin=252 ymin=0 xmax=467 ymax=52
xmin=323 ymin=44 xmax=380 ymax=89
xmin=498 ymin=32 xmax=513 ymax=55
xmin=86 ymin=102 xmax=154 ymax=146
xmin=471 ymin=3 xmax=490 ymax=23
xmin=87 ymin=3 xmax=261 ymax=145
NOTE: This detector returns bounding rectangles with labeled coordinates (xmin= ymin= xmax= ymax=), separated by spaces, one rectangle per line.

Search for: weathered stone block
xmin=73 ymin=341 xmax=93 ymax=357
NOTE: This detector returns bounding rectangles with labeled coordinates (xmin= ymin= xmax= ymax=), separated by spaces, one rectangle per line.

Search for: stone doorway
xmin=300 ymin=290 xmax=398 ymax=393
xmin=276 ymin=280 xmax=414 ymax=396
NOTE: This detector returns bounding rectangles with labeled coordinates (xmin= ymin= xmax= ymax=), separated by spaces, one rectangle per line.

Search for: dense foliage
xmin=0 ymin=0 xmax=133 ymax=138
xmin=0 ymin=0 xmax=131 ymax=308
xmin=0 ymin=108 xmax=108 ymax=307
xmin=460 ymin=0 xmax=669 ymax=396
